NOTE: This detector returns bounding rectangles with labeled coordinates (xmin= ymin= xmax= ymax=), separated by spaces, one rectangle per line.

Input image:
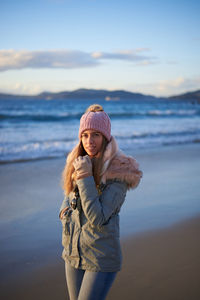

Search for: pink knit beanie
xmin=79 ymin=105 xmax=111 ymax=141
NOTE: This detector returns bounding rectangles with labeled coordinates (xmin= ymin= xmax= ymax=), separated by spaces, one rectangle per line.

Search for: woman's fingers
xmin=60 ymin=207 xmax=69 ymax=219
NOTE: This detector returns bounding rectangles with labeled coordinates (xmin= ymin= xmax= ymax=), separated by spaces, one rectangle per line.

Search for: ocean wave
xmin=146 ymin=109 xmax=198 ymax=116
xmin=111 ymin=109 xmax=200 ymax=118
xmin=0 ymin=139 xmax=77 ymax=153
xmin=0 ymin=112 xmax=82 ymax=122
xmin=1 ymin=138 xmax=199 ymax=164
xmin=115 ymin=129 xmax=200 ymax=140
xmin=1 ymin=131 xmax=200 ymax=163
xmin=0 ymin=109 xmax=199 ymax=122
xmin=0 ymin=139 xmax=77 ymax=163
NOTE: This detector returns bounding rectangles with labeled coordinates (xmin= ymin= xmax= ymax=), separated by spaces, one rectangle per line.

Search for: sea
xmin=0 ymin=97 xmax=200 ymax=163
xmin=0 ymin=99 xmax=200 ymax=163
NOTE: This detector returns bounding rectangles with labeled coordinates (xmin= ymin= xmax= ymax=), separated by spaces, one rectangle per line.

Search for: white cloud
xmin=0 ymin=82 xmax=44 ymax=95
xmin=0 ymin=49 xmax=99 ymax=71
xmin=157 ymin=77 xmax=200 ymax=95
xmin=0 ymin=48 xmax=156 ymax=72
xmin=125 ymin=76 xmax=200 ymax=97
xmin=91 ymin=49 xmax=155 ymax=63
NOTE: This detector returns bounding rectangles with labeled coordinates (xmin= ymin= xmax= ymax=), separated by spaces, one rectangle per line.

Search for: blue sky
xmin=0 ymin=0 xmax=200 ymax=96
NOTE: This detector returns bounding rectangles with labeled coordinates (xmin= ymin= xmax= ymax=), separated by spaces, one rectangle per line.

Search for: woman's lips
xmin=87 ymin=147 xmax=96 ymax=151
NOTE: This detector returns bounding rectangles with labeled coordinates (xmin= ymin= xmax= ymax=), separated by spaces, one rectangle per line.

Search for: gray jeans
xmin=65 ymin=262 xmax=117 ymax=300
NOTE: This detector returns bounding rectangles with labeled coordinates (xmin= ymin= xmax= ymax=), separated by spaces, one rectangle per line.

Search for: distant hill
xmin=0 ymin=88 xmax=157 ymax=101
xmin=0 ymin=93 xmax=36 ymax=100
xmin=169 ymin=90 xmax=200 ymax=103
xmin=0 ymin=88 xmax=199 ymax=102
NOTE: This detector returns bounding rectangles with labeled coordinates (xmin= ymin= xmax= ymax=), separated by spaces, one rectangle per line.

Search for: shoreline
xmin=1 ymin=214 xmax=200 ymax=300
xmin=0 ymin=141 xmax=200 ymax=166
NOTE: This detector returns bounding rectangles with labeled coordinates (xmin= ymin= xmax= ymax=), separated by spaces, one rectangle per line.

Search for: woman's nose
xmin=88 ymin=135 xmax=94 ymax=144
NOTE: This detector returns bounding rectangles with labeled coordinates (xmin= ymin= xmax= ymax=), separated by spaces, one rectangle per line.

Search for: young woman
xmin=60 ymin=104 xmax=142 ymax=300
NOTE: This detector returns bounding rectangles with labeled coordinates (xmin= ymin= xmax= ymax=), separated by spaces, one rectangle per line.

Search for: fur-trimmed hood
xmin=100 ymin=136 xmax=142 ymax=190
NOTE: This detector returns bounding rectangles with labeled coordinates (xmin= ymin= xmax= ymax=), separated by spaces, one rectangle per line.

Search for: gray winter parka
xmin=60 ymin=137 xmax=142 ymax=272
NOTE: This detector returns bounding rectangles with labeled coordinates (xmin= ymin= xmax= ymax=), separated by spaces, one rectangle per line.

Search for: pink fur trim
xmin=101 ymin=137 xmax=142 ymax=189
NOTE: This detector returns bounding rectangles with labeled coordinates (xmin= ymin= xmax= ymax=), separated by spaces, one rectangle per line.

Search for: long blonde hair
xmin=62 ymin=104 xmax=109 ymax=196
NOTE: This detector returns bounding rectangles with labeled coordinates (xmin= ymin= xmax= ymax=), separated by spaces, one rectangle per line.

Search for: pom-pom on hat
xmin=79 ymin=104 xmax=111 ymax=141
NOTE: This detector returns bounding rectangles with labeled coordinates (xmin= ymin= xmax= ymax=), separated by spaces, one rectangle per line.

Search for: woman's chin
xmin=88 ymin=153 xmax=97 ymax=158
xmin=86 ymin=151 xmax=99 ymax=158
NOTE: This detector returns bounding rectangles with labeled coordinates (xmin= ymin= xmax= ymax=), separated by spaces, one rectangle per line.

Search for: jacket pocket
xmin=61 ymin=216 xmax=71 ymax=249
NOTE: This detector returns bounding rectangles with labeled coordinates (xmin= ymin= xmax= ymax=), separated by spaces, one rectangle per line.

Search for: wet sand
xmin=1 ymin=216 xmax=200 ymax=300
xmin=110 ymin=216 xmax=200 ymax=300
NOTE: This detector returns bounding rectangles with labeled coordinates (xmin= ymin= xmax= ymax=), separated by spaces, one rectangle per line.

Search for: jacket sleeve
xmin=59 ymin=195 xmax=70 ymax=218
xmin=76 ymin=176 xmax=127 ymax=227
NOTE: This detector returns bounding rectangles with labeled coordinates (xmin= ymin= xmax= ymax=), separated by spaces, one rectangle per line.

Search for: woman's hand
xmin=60 ymin=206 xmax=70 ymax=219
xmin=73 ymin=155 xmax=93 ymax=180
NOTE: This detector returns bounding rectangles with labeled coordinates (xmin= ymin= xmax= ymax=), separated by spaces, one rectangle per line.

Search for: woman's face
xmin=81 ymin=130 xmax=103 ymax=157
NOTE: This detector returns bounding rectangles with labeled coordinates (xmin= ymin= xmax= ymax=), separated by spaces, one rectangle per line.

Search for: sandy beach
xmin=1 ymin=143 xmax=200 ymax=299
